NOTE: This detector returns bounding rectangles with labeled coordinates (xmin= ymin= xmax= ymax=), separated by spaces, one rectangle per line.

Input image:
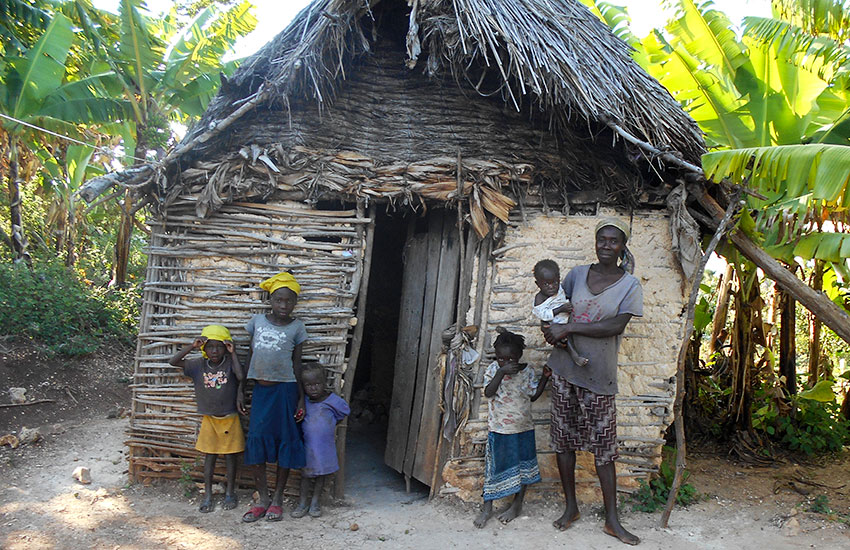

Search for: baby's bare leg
xmin=566 ymin=337 xmax=588 ymax=367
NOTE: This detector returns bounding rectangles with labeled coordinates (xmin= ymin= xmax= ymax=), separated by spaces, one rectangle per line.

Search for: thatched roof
xmin=187 ymin=0 xmax=703 ymax=157
xmin=80 ymin=0 xmax=706 ymax=220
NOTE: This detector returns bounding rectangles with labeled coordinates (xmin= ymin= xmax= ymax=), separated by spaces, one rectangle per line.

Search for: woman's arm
xmin=543 ymin=313 xmax=633 ymax=344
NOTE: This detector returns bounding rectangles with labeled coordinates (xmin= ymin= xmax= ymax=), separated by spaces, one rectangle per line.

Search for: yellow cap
xmin=260 ymin=272 xmax=301 ymax=296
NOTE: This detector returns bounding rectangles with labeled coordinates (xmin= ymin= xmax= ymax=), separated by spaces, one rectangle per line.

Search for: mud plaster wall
xmin=443 ymin=209 xmax=686 ymax=502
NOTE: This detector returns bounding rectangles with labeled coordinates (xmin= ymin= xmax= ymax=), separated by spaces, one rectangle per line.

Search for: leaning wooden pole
xmin=692 ymin=186 xmax=850 ymax=345
xmin=660 ymin=192 xmax=740 ymax=528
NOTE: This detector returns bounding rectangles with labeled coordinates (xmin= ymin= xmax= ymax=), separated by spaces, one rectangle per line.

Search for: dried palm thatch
xmin=80 ymin=0 xmax=705 ymax=223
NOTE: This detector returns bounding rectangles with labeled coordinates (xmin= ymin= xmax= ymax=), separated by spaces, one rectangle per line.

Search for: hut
xmin=96 ymin=0 xmax=707 ymax=499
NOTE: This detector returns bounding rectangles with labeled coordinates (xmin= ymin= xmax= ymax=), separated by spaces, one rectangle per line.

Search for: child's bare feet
xmin=473 ymin=502 xmax=494 ymax=528
xmin=222 ymin=494 xmax=238 ymax=510
xmin=308 ymin=501 xmax=322 ymax=518
xmin=553 ymin=508 xmax=580 ymax=531
xmin=603 ymin=522 xmax=640 ymax=545
xmin=199 ymin=498 xmax=214 ymax=513
xmin=290 ymin=504 xmax=309 ymax=518
xmin=497 ymin=502 xmax=522 ymax=524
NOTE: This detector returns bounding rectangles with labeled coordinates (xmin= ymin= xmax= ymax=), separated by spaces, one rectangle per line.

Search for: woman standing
xmin=543 ymin=218 xmax=642 ymax=546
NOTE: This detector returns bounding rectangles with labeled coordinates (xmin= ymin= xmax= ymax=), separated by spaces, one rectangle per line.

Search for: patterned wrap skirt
xmin=244 ymin=382 xmax=306 ymax=468
xmin=482 ymin=430 xmax=541 ymax=502
xmin=550 ymin=373 xmax=619 ymax=466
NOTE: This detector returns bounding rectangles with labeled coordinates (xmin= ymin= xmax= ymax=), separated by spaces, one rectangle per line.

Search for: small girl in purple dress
xmin=291 ymin=364 xmax=350 ymax=518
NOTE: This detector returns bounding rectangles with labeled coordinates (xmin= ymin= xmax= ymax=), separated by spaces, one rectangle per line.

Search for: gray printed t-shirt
xmin=245 ymin=314 xmax=308 ymax=382
xmin=547 ymin=264 xmax=643 ymax=395
xmin=183 ymin=356 xmax=239 ymax=416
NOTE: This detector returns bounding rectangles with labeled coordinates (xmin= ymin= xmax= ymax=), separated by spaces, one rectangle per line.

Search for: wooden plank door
xmin=385 ymin=210 xmax=459 ymax=485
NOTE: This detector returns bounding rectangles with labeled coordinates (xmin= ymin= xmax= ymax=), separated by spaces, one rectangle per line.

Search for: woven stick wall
xmin=127 ymin=200 xmax=369 ymax=482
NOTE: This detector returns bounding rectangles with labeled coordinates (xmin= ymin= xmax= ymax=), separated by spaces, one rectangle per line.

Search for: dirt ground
xmin=1 ymin=342 xmax=850 ymax=549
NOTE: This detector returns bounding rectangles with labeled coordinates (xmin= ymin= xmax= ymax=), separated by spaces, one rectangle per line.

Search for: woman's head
xmin=594 ymin=218 xmax=634 ymax=273
xmin=493 ymin=329 xmax=525 ymax=364
xmin=534 ymin=259 xmax=560 ymax=297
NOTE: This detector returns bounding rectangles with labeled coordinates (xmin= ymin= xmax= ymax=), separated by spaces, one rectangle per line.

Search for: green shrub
xmin=629 ymin=447 xmax=699 ymax=513
xmin=752 ymin=380 xmax=850 ymax=456
xmin=0 ymin=262 xmax=139 ymax=355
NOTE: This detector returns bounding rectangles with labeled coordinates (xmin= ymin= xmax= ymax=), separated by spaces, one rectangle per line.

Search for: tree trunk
xmin=693 ymin=187 xmax=850 ymax=345
xmin=111 ymin=135 xmax=146 ymax=286
xmin=808 ymin=260 xmax=823 ymax=386
xmin=6 ymin=139 xmax=31 ymax=265
xmin=708 ymin=263 xmax=734 ymax=357
xmin=730 ymin=265 xmax=757 ymax=432
xmin=778 ymin=281 xmax=797 ymax=395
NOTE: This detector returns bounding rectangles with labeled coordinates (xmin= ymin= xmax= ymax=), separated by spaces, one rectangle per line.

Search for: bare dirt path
xmin=1 ymin=410 xmax=849 ymax=549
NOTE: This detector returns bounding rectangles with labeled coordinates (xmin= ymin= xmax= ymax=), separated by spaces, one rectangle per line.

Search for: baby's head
xmin=301 ymin=363 xmax=328 ymax=401
xmin=533 ymin=259 xmax=560 ymax=297
xmin=493 ymin=328 xmax=525 ymax=366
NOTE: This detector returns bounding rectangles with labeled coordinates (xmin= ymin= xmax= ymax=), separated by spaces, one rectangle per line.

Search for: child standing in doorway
xmin=291 ymin=363 xmax=350 ymax=518
xmin=169 ymin=324 xmax=245 ymax=513
xmin=474 ymin=329 xmax=549 ymax=528
xmin=241 ymin=272 xmax=309 ymax=523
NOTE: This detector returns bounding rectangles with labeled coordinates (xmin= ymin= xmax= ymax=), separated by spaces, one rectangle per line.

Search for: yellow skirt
xmin=196 ymin=413 xmax=245 ymax=454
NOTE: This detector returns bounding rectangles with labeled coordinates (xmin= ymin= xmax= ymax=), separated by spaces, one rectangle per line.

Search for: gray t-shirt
xmin=245 ymin=314 xmax=308 ymax=382
xmin=547 ymin=264 xmax=643 ymax=395
xmin=183 ymin=356 xmax=239 ymax=416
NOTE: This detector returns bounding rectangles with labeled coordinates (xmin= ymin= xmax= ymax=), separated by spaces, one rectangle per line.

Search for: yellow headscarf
xmin=594 ymin=217 xmax=635 ymax=273
xmin=260 ymin=272 xmax=301 ymax=296
xmin=201 ymin=324 xmax=232 ymax=359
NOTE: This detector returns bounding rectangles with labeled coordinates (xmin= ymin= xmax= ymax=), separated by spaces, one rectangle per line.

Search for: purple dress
xmin=302 ymin=393 xmax=350 ymax=477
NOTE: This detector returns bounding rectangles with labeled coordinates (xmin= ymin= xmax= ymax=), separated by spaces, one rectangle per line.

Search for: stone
xmin=9 ymin=388 xmax=26 ymax=404
xmin=72 ymin=466 xmax=92 ymax=485
xmin=18 ymin=427 xmax=41 ymax=445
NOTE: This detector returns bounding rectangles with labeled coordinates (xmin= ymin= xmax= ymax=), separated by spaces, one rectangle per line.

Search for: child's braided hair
xmin=494 ymin=327 xmax=525 ymax=355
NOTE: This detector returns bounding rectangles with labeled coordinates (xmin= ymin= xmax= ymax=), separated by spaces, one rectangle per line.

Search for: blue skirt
xmin=483 ymin=430 xmax=541 ymax=501
xmin=244 ymin=382 xmax=306 ymax=468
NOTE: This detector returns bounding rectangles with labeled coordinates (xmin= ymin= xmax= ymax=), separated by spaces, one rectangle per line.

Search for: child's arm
xmin=168 ymin=337 xmax=205 ymax=369
xmin=552 ymin=302 xmax=573 ymax=317
xmin=530 ymin=366 xmax=552 ymax=402
xmin=483 ymin=362 xmax=522 ymax=398
xmin=292 ymin=342 xmax=305 ymax=422
xmin=224 ymin=341 xmax=248 ymax=415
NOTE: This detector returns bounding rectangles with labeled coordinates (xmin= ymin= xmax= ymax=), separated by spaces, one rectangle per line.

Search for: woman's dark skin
xmin=542 ymin=225 xmax=640 ymax=546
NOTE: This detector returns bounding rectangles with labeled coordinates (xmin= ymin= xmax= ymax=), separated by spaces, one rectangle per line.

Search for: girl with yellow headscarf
xmin=240 ymin=271 xmax=309 ymax=523
xmin=169 ymin=325 xmax=244 ymax=513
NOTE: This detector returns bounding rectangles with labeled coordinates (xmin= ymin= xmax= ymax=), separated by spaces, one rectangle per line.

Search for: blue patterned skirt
xmin=244 ymin=382 xmax=306 ymax=468
xmin=482 ymin=430 xmax=541 ymax=501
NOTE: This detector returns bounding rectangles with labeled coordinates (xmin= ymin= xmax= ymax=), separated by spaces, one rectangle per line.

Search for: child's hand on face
xmin=500 ymin=361 xmax=522 ymax=376
xmin=192 ymin=337 xmax=207 ymax=350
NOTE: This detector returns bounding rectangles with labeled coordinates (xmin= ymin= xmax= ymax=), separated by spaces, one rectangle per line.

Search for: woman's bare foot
xmin=473 ymin=502 xmax=494 ymax=528
xmin=603 ymin=522 xmax=640 ymax=545
xmin=553 ymin=508 xmax=580 ymax=531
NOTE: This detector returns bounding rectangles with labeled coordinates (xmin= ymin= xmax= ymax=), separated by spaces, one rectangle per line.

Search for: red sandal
xmin=241 ymin=505 xmax=267 ymax=523
xmin=266 ymin=505 xmax=284 ymax=521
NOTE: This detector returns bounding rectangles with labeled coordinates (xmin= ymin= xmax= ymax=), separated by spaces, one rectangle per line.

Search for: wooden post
xmin=660 ymin=191 xmax=739 ymax=528
xmin=708 ymin=263 xmax=734 ymax=357
xmin=692 ymin=187 xmax=850 ymax=345
xmin=334 ymin=203 xmax=376 ymax=499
